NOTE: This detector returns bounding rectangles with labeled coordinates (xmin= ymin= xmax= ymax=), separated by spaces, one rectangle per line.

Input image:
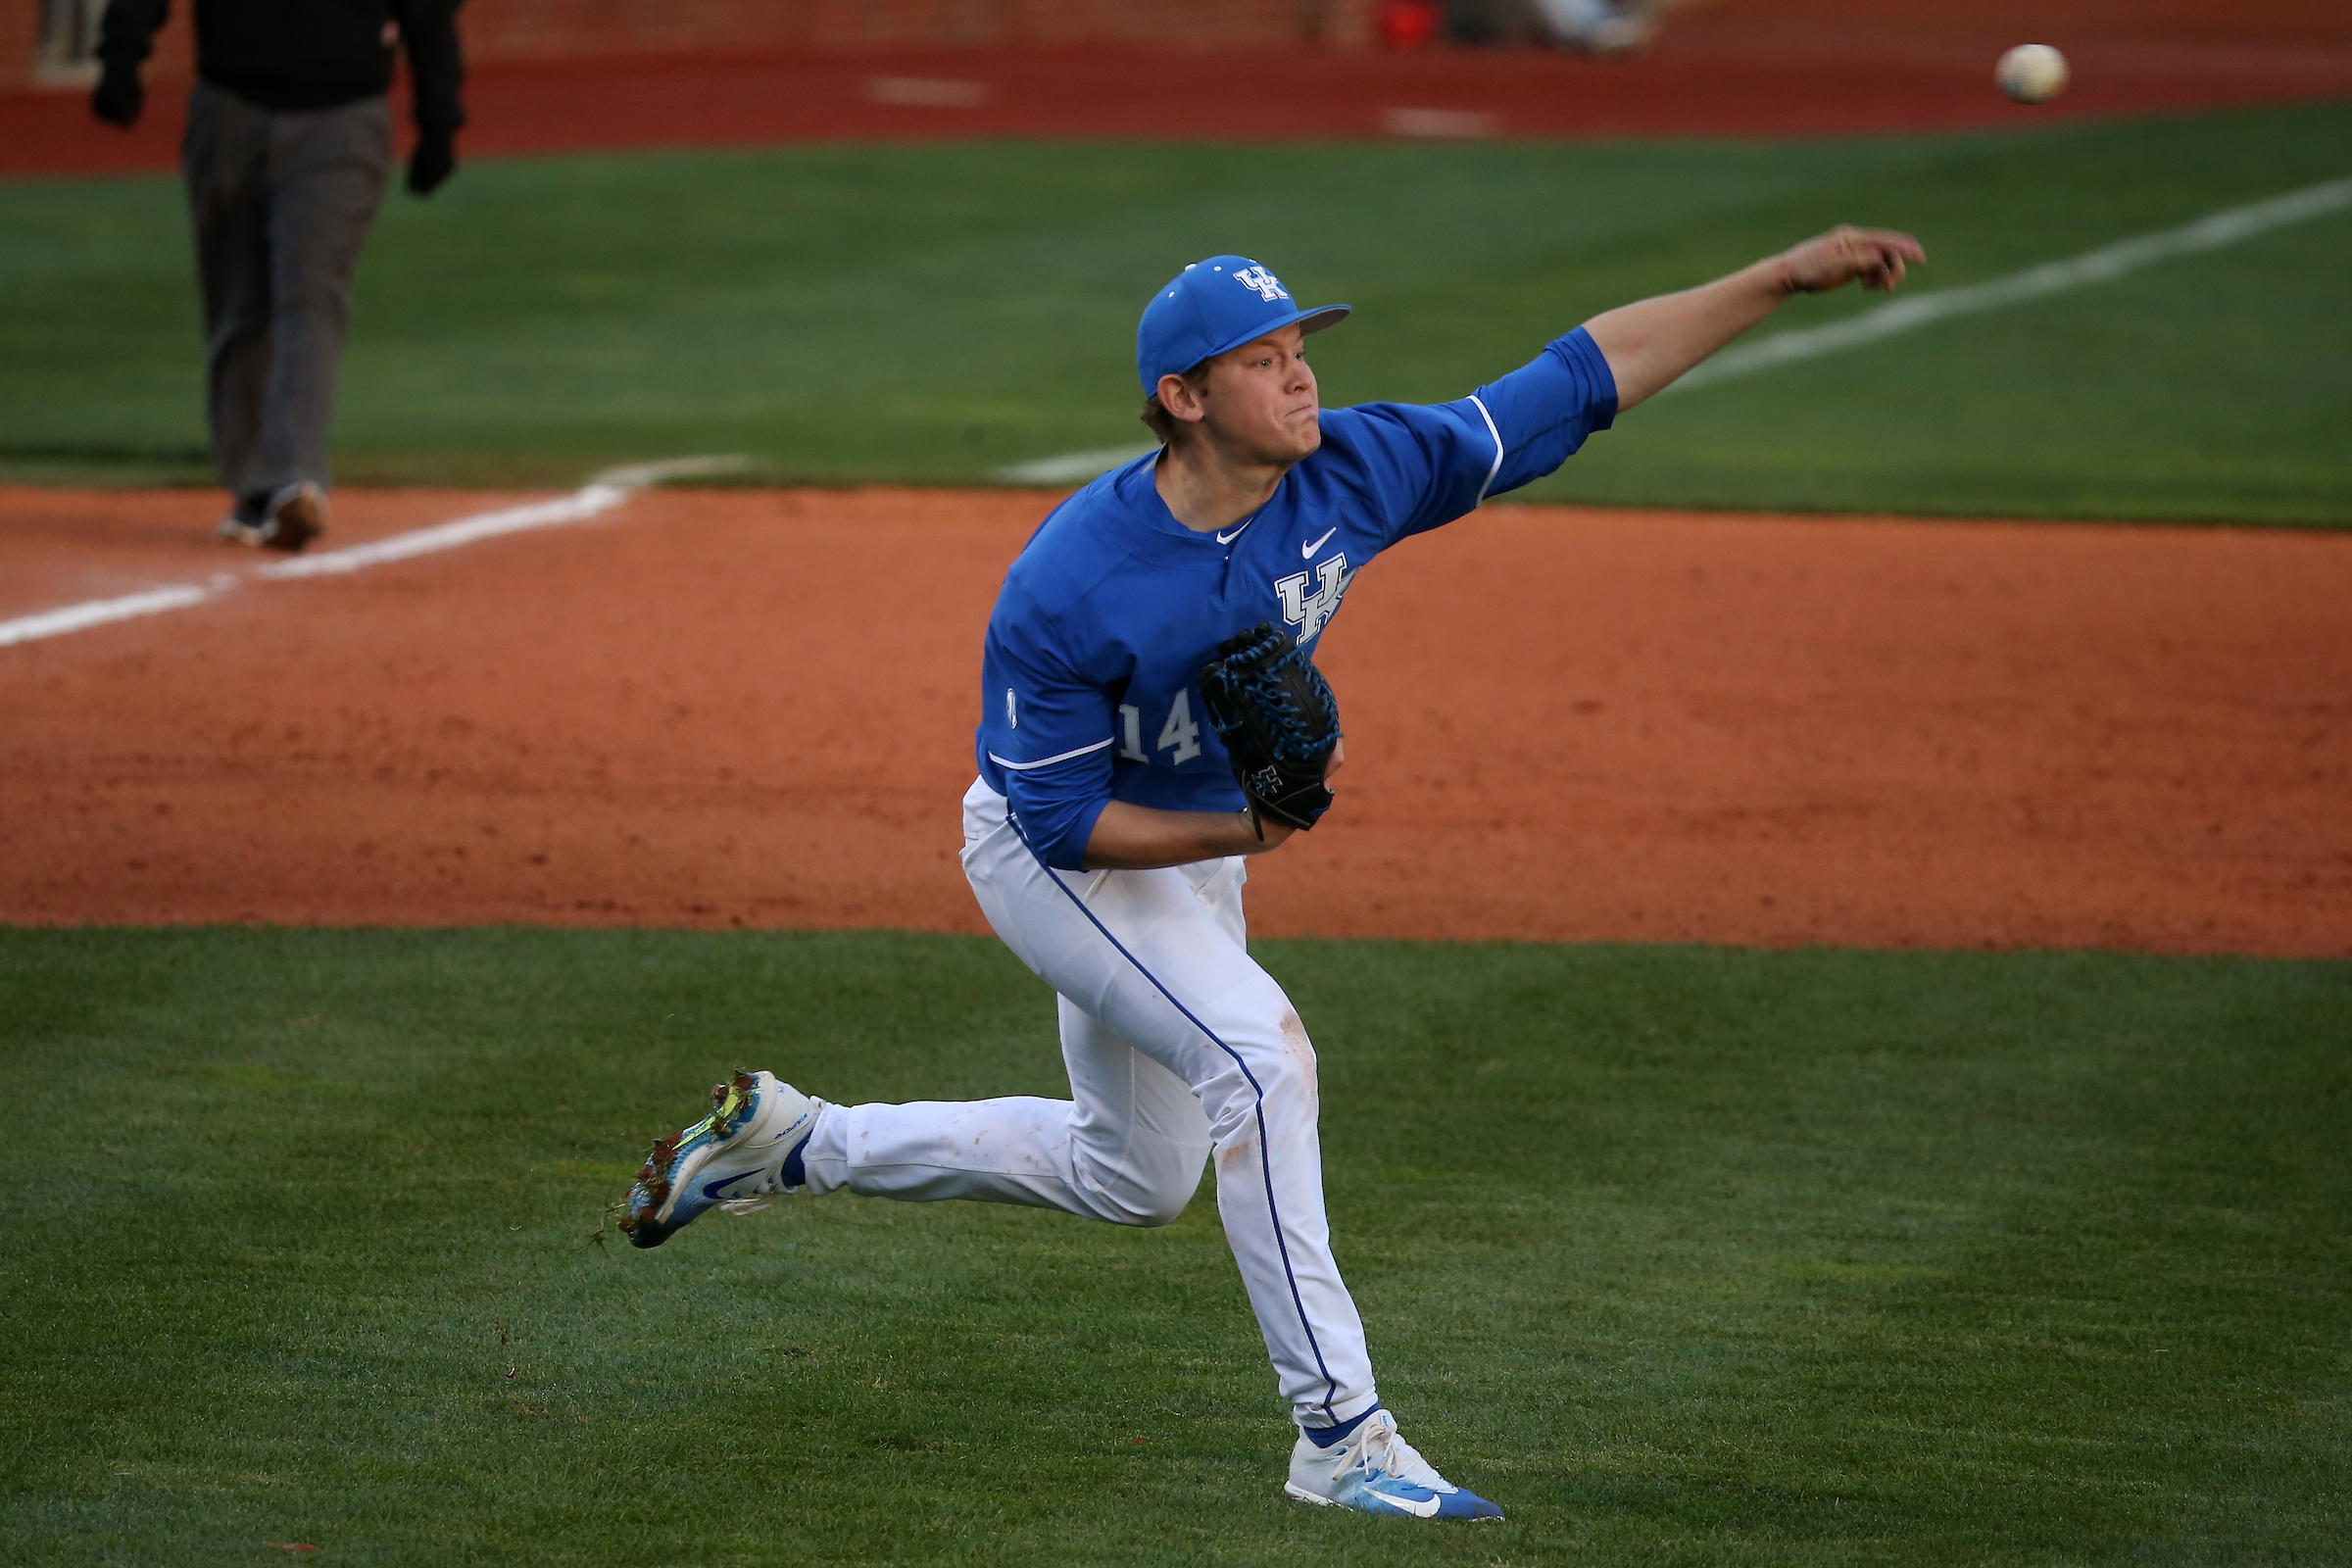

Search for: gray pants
xmin=182 ymin=81 xmax=390 ymax=510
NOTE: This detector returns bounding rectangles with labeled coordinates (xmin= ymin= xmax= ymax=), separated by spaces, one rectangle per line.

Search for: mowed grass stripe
xmin=1 ymin=101 xmax=2347 ymax=522
xmin=2 ymin=926 xmax=2344 ymax=1565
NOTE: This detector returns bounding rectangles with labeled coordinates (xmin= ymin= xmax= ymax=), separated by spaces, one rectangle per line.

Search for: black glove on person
xmin=1198 ymin=622 xmax=1343 ymax=835
xmin=91 ymin=63 xmax=144 ymax=127
xmin=406 ymin=126 xmax=457 ymax=196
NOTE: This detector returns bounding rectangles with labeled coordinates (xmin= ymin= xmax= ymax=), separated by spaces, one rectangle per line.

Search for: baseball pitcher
xmin=616 ymin=224 xmax=1923 ymax=1520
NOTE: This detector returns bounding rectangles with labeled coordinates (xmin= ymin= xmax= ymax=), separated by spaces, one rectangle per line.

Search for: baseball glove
xmin=1198 ymin=621 xmax=1342 ymax=835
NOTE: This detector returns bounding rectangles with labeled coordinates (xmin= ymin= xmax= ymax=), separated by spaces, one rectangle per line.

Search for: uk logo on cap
xmin=1232 ymin=266 xmax=1290 ymax=303
xmin=1135 ymin=255 xmax=1350 ymax=393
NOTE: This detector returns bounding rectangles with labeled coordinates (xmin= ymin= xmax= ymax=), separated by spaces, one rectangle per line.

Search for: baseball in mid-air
xmin=1996 ymin=43 xmax=2070 ymax=105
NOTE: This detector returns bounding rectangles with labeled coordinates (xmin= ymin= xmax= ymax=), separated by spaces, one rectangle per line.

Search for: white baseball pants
xmin=792 ymin=778 xmax=1379 ymax=1428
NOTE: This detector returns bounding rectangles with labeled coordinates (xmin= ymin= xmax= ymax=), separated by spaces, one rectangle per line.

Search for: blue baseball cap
xmin=1136 ymin=256 xmax=1350 ymax=394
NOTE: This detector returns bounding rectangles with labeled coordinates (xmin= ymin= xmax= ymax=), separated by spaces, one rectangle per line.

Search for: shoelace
xmin=716 ymin=1164 xmax=793 ymax=1215
xmin=715 ymin=1147 xmax=806 ymax=1215
xmin=1348 ymin=1418 xmax=1449 ymax=1492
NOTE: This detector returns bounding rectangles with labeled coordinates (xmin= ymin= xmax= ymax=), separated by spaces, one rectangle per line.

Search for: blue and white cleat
xmin=615 ymin=1069 xmax=820 ymax=1250
xmin=1284 ymin=1409 xmax=1504 ymax=1521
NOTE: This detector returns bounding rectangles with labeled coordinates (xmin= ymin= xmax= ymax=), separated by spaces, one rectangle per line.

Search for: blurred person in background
xmin=1394 ymin=0 xmax=1675 ymax=55
xmin=1527 ymin=0 xmax=1676 ymax=54
xmin=90 ymin=0 xmax=466 ymax=552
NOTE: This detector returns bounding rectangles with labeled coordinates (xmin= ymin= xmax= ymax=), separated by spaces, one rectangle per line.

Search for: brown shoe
xmin=216 ymin=482 xmax=328 ymax=551
xmin=260 ymin=481 xmax=328 ymax=552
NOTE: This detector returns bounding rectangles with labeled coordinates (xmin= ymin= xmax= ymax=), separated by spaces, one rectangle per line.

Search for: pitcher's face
xmin=1199 ymin=324 xmax=1321 ymax=466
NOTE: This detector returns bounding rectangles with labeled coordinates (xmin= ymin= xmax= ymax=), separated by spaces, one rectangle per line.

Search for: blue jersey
xmin=977 ymin=325 xmax=1618 ymax=869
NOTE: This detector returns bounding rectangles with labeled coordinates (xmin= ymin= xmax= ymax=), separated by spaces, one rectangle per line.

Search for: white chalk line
xmin=1664 ymin=175 xmax=2352 ymax=395
xmin=994 ymin=174 xmax=2352 ymax=482
xmin=0 ymin=455 xmax=747 ymax=651
xmin=996 ymin=443 xmax=1157 ymax=485
xmin=0 ymin=583 xmax=213 ymax=647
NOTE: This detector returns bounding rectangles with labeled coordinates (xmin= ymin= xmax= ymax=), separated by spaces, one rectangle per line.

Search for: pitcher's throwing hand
xmin=1777 ymin=225 xmax=1927 ymax=293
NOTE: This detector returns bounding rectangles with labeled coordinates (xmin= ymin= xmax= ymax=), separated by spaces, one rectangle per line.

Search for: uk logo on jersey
xmin=1233 ymin=266 xmax=1290 ymax=304
xmin=1275 ymin=554 xmax=1350 ymax=645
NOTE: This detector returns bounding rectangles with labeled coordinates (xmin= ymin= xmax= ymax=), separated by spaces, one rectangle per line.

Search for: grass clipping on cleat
xmin=605 ymin=1070 xmax=758 ymax=1243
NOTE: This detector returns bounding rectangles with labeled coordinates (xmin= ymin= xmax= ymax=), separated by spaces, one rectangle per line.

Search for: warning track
xmin=4 ymin=483 xmax=2346 ymax=956
xmin=8 ymin=0 xmax=2352 ymax=176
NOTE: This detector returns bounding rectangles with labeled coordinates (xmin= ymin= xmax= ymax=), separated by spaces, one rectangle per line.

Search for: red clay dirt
xmin=8 ymin=0 xmax=2351 ymax=177
xmin=4 ymin=484 xmax=2347 ymax=956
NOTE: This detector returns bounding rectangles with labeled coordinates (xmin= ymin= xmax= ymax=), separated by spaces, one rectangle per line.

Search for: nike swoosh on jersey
xmin=1215 ymin=519 xmax=1253 ymax=544
xmin=1301 ymin=527 xmax=1337 ymax=558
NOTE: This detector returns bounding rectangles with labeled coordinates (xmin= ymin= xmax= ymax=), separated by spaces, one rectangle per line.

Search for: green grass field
xmin=3 ymin=927 xmax=2345 ymax=1564
xmin=7 ymin=92 xmax=2350 ymax=1567
xmin=3 ymin=101 xmax=2348 ymax=521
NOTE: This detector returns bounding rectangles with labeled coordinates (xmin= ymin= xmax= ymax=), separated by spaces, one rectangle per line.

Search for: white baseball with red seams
xmin=1997 ymin=43 xmax=2070 ymax=104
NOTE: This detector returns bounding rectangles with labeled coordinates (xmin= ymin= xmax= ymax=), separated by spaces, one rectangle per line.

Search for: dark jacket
xmin=98 ymin=0 xmax=464 ymax=129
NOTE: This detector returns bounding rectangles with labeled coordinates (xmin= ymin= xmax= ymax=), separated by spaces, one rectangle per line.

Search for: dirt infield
xmin=9 ymin=0 xmax=2351 ymax=178
xmin=5 ymin=484 xmax=2347 ymax=956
